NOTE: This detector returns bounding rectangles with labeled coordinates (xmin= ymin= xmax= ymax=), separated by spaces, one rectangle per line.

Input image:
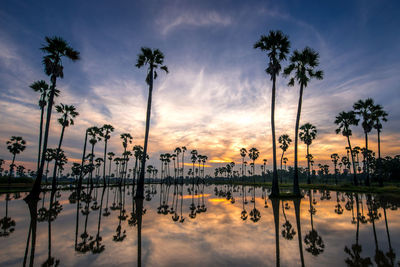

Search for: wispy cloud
xmin=156 ymin=9 xmax=232 ymax=35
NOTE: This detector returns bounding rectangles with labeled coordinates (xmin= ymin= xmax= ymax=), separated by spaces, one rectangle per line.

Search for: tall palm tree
xmin=335 ymin=111 xmax=359 ymax=185
xmin=190 ymin=150 xmax=198 ymax=183
xmin=181 ymin=146 xmax=187 ymax=182
xmin=132 ymin=145 xmax=144 ymax=185
xmin=353 ymin=98 xmax=375 ymax=186
xmin=30 ymin=80 xmax=49 ymax=171
xmin=51 ymin=104 xmax=79 ymax=191
xmin=284 ymin=47 xmax=323 ymax=196
xmin=6 ymin=136 xmax=26 ymax=182
xmin=278 ymin=134 xmax=292 ymax=183
xmin=100 ymin=125 xmax=114 ymax=187
xmin=120 ymin=133 xmax=133 ymax=182
xmin=28 ymin=36 xmax=80 ymax=201
xmin=135 ymin=47 xmax=168 ymax=198
xmin=331 ymin=153 xmax=339 ymax=184
xmin=254 ymin=30 xmax=290 ymax=197
xmin=371 ymin=104 xmax=388 ymax=186
xmin=299 ymin=123 xmax=317 ymax=184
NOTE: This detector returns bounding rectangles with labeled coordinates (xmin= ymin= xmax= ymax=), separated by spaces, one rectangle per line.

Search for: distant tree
xmin=100 ymin=125 xmax=114 ymax=187
xmin=353 ymin=98 xmax=375 ymax=186
xmin=335 ymin=111 xmax=360 ymax=185
xmin=299 ymin=123 xmax=317 ymax=184
xmin=6 ymin=136 xmax=26 ymax=182
xmin=248 ymin=148 xmax=260 ymax=177
xmin=331 ymin=153 xmax=340 ymax=184
xmin=278 ymin=134 xmax=292 ymax=183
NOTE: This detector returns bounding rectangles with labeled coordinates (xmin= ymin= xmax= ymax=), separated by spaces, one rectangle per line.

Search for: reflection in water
xmin=0 ymin=185 xmax=399 ymax=266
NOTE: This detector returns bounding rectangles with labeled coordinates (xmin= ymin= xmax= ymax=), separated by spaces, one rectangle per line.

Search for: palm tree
xmin=6 ymin=136 xmax=26 ymax=182
xmin=132 ymin=145 xmax=144 ymax=185
xmin=30 ymin=80 xmax=49 ymax=171
xmin=120 ymin=133 xmax=133 ymax=183
xmin=88 ymin=127 xmax=102 ymax=188
xmin=107 ymin=152 xmax=115 ymax=184
xmin=190 ymin=150 xmax=198 ymax=183
xmin=335 ymin=111 xmax=360 ymax=185
xmin=278 ymin=134 xmax=292 ymax=183
xmin=28 ymin=37 xmax=80 ymax=201
xmin=371 ymin=104 xmax=388 ymax=186
xmin=135 ymin=47 xmax=168 ymax=198
xmin=331 ymin=153 xmax=339 ymax=184
xmin=240 ymin=148 xmax=247 ymax=178
xmin=353 ymin=98 xmax=375 ymax=186
xmin=284 ymin=47 xmax=323 ymax=196
xmin=299 ymin=123 xmax=317 ymax=184
xmin=181 ymin=146 xmax=187 ymax=182
xmin=51 ymin=104 xmax=79 ymax=191
xmin=248 ymin=148 xmax=260 ymax=180
xmin=254 ymin=30 xmax=290 ymax=198
xmin=304 ymin=190 xmax=325 ymax=256
xmin=100 ymin=125 xmax=114 ymax=187
xmin=283 ymin=157 xmax=288 ymax=170
xmin=174 ymin=147 xmax=181 ymax=179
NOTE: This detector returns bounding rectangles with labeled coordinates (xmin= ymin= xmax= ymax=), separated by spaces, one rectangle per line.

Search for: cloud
xmin=156 ymin=9 xmax=232 ymax=35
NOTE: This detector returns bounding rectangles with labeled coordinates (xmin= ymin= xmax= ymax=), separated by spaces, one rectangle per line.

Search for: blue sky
xmin=1 ymin=0 xmax=399 ymax=174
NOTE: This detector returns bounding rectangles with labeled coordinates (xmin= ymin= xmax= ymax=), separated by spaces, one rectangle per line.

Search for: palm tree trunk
xmin=78 ymin=131 xmax=88 ymax=191
xmin=293 ymin=83 xmax=304 ymax=196
xmin=307 ymin=145 xmax=311 ymax=184
xmin=8 ymin=154 xmax=16 ymax=184
xmin=271 ymin=75 xmax=279 ymax=197
xmin=137 ymin=65 xmax=153 ymax=199
xmin=51 ymin=123 xmax=66 ymax=192
xmin=280 ymin=151 xmax=285 ymax=184
xmin=364 ymin=133 xmax=370 ymax=186
xmin=108 ymin=157 xmax=112 ymax=186
xmin=103 ymin=140 xmax=108 ymax=187
xmin=346 ymin=136 xmax=358 ymax=186
xmin=27 ymin=76 xmax=57 ymax=201
xmin=37 ymin=105 xmax=45 ymax=172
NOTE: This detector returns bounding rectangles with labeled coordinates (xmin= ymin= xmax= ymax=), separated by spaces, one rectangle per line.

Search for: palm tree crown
xmin=135 ymin=47 xmax=168 ymax=84
xmin=55 ymin=104 xmax=79 ymax=127
xmin=299 ymin=123 xmax=317 ymax=146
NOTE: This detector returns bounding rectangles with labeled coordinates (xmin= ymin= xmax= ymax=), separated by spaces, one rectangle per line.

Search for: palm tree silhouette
xmin=240 ymin=148 xmax=247 ymax=178
xmin=50 ymin=104 xmax=78 ymax=191
xmin=335 ymin=111 xmax=360 ymax=185
xmin=6 ymin=136 xmax=26 ymax=183
xmin=278 ymin=134 xmax=292 ymax=184
xmin=284 ymin=47 xmax=323 ymax=196
xmin=248 ymin=147 xmax=260 ymax=179
xmin=107 ymin=152 xmax=115 ymax=185
xmin=371 ymin=104 xmax=388 ymax=186
xmin=299 ymin=123 xmax=317 ymax=184
xmin=99 ymin=124 xmax=114 ymax=187
xmin=135 ymin=47 xmax=168 ymax=198
xmin=28 ymin=36 xmax=80 ymax=201
xmin=353 ymin=98 xmax=375 ymax=186
xmin=331 ymin=153 xmax=340 ymax=184
xmin=281 ymin=200 xmax=296 ymax=240
xmin=0 ymin=194 xmax=16 ymax=237
xmin=254 ymin=30 xmax=290 ymax=197
xmin=88 ymin=127 xmax=102 ymax=188
xmin=30 ymin=80 xmax=49 ymax=171
xmin=181 ymin=146 xmax=187 ymax=182
xmin=293 ymin=197 xmax=305 ymax=266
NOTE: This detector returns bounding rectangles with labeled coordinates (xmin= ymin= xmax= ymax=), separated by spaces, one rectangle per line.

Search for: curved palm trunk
xmin=37 ymin=105 xmax=45 ymax=172
xmin=51 ymin=122 xmax=66 ymax=192
xmin=137 ymin=65 xmax=153 ymax=199
xmin=293 ymin=83 xmax=304 ymax=196
xmin=271 ymin=75 xmax=279 ymax=197
xmin=27 ymin=75 xmax=57 ymax=201
xmin=346 ymin=136 xmax=358 ymax=186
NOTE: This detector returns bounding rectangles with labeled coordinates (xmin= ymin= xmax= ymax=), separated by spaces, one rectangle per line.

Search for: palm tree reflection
xmin=304 ymin=190 xmax=325 ymax=256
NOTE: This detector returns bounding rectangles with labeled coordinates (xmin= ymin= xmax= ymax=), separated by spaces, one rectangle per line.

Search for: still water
xmin=0 ymin=184 xmax=399 ymax=266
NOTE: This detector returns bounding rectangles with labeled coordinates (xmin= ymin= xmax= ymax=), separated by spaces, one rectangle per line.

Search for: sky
xmin=0 ymin=0 xmax=400 ymax=175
